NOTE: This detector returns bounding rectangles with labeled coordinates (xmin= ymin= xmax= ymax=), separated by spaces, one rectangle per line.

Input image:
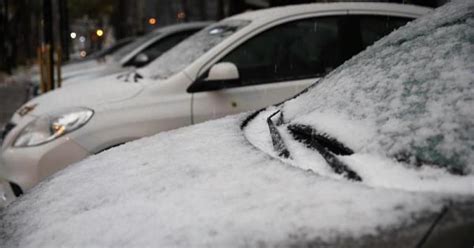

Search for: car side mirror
xmin=187 ymin=62 xmax=241 ymax=93
xmin=132 ymin=53 xmax=150 ymax=67
xmin=206 ymin=62 xmax=239 ymax=81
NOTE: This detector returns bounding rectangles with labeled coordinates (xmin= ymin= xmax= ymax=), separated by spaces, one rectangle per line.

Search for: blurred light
xmin=177 ymin=11 xmax=186 ymax=20
xmin=70 ymin=32 xmax=77 ymax=39
xmin=148 ymin=18 xmax=157 ymax=25
xmin=96 ymin=29 xmax=104 ymax=37
xmin=209 ymin=28 xmax=223 ymax=35
xmin=79 ymin=36 xmax=86 ymax=43
xmin=80 ymin=51 xmax=87 ymax=57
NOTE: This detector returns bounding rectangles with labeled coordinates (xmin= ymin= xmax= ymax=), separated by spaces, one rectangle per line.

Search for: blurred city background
xmin=0 ymin=0 xmax=445 ymax=73
xmin=0 ymin=0 xmax=446 ymax=124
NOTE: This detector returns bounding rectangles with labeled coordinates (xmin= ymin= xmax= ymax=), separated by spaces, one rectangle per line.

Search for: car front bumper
xmin=0 ymin=178 xmax=16 ymax=208
xmin=0 ymin=135 xmax=91 ymax=195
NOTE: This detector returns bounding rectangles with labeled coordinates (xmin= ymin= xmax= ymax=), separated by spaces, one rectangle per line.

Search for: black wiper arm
xmin=267 ymin=110 xmax=291 ymax=159
xmin=116 ymin=72 xmax=128 ymax=82
xmin=133 ymin=72 xmax=143 ymax=82
xmin=287 ymin=124 xmax=362 ymax=181
xmin=117 ymin=70 xmax=143 ymax=83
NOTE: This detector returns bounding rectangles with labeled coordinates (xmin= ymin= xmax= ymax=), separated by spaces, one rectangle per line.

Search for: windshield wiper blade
xmin=288 ymin=124 xmax=354 ymax=156
xmin=267 ymin=110 xmax=291 ymax=159
xmin=287 ymin=124 xmax=362 ymax=181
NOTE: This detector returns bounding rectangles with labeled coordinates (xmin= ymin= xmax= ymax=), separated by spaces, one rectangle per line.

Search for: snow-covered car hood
xmin=61 ymin=60 xmax=105 ymax=74
xmin=61 ymin=64 xmax=126 ymax=86
xmin=28 ymin=60 xmax=114 ymax=87
xmin=1 ymin=115 xmax=472 ymax=247
xmin=28 ymin=60 xmax=101 ymax=80
xmin=14 ymin=74 xmax=144 ymax=118
xmin=61 ymin=63 xmax=113 ymax=82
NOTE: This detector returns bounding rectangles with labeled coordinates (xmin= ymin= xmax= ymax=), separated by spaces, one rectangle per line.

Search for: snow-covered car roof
xmin=1 ymin=1 xmax=473 ymax=247
xmin=227 ymin=2 xmax=430 ymax=23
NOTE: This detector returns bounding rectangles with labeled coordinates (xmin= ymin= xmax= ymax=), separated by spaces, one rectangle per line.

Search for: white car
xmin=31 ymin=22 xmax=209 ymax=92
xmin=0 ymin=3 xmax=430 ymax=204
xmin=66 ymin=36 xmax=135 ymax=64
xmin=0 ymin=1 xmax=472 ymax=246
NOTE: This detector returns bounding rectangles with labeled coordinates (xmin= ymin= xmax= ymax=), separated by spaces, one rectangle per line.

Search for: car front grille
xmin=1 ymin=122 xmax=16 ymax=145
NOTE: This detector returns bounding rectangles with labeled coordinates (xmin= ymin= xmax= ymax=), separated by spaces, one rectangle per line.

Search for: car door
xmin=189 ymin=15 xmax=413 ymax=124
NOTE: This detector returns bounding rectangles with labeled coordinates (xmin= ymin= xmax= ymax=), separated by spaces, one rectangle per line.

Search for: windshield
xmin=139 ymin=20 xmax=250 ymax=80
xmin=90 ymin=37 xmax=135 ymax=59
xmin=112 ymin=31 xmax=161 ymax=62
xmin=243 ymin=1 xmax=474 ymax=184
xmin=280 ymin=7 xmax=474 ymax=174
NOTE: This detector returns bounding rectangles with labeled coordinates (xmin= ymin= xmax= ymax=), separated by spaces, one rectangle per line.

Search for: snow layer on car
xmin=140 ymin=20 xmax=249 ymax=80
xmin=280 ymin=0 xmax=474 ymax=174
xmin=17 ymin=73 xmax=144 ymax=117
xmin=244 ymin=108 xmax=474 ymax=194
xmin=0 ymin=116 xmax=447 ymax=247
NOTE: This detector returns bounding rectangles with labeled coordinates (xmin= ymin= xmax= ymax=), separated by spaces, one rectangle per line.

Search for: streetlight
xmin=70 ymin=32 xmax=77 ymax=39
xmin=177 ymin=11 xmax=186 ymax=20
xmin=148 ymin=17 xmax=157 ymax=25
xmin=96 ymin=29 xmax=104 ymax=37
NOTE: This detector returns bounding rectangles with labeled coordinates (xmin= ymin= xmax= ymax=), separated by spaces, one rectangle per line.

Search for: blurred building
xmin=113 ymin=0 xmax=446 ymax=39
xmin=0 ymin=0 xmax=447 ymax=72
xmin=0 ymin=0 xmax=41 ymax=73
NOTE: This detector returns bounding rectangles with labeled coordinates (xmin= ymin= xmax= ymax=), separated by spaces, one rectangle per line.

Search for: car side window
xmin=218 ymin=17 xmax=341 ymax=86
xmin=215 ymin=15 xmax=413 ymax=88
xmin=130 ymin=30 xmax=197 ymax=67
xmin=359 ymin=16 xmax=413 ymax=47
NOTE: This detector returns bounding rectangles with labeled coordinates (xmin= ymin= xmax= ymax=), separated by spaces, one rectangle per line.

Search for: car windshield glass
xmin=91 ymin=37 xmax=135 ymax=59
xmin=139 ymin=19 xmax=250 ymax=80
xmin=113 ymin=31 xmax=161 ymax=62
xmin=277 ymin=8 xmax=474 ymax=174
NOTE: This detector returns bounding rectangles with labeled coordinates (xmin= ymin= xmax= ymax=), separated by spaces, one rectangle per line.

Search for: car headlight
xmin=13 ymin=108 xmax=94 ymax=147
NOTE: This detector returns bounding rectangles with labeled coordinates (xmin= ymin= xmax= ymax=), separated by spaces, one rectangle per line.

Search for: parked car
xmin=68 ymin=36 xmax=136 ymax=64
xmin=1 ymin=1 xmax=472 ymax=246
xmin=0 ymin=3 xmax=430 ymax=201
xmin=30 ymin=22 xmax=210 ymax=94
xmin=27 ymin=37 xmax=136 ymax=97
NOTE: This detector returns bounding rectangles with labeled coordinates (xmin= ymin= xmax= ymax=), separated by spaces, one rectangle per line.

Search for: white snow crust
xmin=139 ymin=20 xmax=249 ymax=80
xmin=0 ymin=116 xmax=448 ymax=247
xmin=17 ymin=73 xmax=144 ymax=118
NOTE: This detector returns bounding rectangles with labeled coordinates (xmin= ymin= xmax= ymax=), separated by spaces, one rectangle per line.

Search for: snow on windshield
xmin=112 ymin=31 xmax=161 ymax=62
xmin=139 ymin=20 xmax=250 ymax=80
xmin=280 ymin=0 xmax=474 ymax=174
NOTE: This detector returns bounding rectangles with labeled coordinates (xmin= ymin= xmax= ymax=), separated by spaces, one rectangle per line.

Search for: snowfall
xmin=1 ymin=0 xmax=473 ymax=247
